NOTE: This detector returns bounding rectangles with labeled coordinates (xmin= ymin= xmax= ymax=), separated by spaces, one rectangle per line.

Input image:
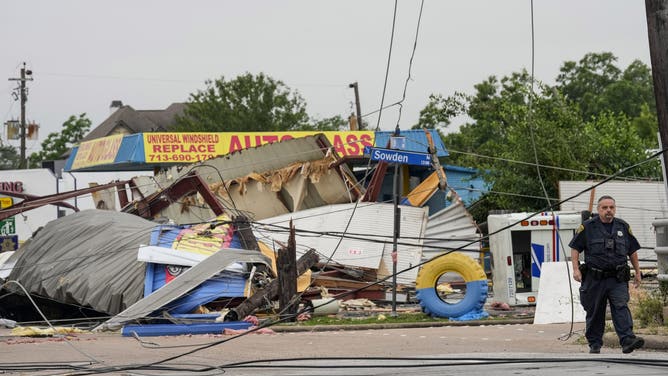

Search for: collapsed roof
xmin=130 ymin=133 xmax=361 ymax=223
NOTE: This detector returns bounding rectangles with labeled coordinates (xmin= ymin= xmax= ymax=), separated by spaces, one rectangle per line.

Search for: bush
xmin=632 ymin=281 xmax=668 ymax=328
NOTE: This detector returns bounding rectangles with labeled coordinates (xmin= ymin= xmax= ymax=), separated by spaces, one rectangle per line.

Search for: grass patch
xmin=289 ymin=312 xmax=444 ymax=326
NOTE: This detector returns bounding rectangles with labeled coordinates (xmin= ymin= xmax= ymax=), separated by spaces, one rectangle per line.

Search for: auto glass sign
xmin=143 ymin=131 xmax=375 ymax=163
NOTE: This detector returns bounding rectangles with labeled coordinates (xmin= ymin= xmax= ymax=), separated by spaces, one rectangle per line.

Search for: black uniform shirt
xmin=569 ymin=216 xmax=641 ymax=270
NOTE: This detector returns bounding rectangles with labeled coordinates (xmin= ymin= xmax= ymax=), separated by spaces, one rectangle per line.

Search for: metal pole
xmin=391 ymin=162 xmax=399 ymax=317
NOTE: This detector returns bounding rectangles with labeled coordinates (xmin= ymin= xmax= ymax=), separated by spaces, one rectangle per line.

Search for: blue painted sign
xmin=0 ymin=235 xmax=18 ymax=252
xmin=364 ymin=146 xmax=431 ymax=166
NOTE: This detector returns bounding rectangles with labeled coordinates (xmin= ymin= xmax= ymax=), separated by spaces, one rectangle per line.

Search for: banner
xmin=143 ymin=131 xmax=374 ymax=163
xmin=71 ymin=134 xmax=124 ymax=170
xmin=5 ymin=121 xmax=20 ymax=140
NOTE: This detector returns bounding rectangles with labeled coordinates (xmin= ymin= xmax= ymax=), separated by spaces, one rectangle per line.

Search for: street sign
xmin=0 ymin=217 xmax=15 ymax=235
xmin=364 ymin=146 xmax=431 ymax=166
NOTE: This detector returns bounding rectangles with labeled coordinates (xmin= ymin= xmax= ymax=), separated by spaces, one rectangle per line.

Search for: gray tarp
xmin=7 ymin=209 xmax=155 ymax=315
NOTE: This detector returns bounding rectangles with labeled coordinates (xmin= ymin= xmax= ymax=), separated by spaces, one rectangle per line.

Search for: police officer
xmin=570 ymin=195 xmax=644 ymax=354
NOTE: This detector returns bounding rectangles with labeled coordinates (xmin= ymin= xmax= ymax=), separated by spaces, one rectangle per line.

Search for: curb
xmin=271 ymin=318 xmax=534 ymax=332
xmin=603 ymin=332 xmax=668 ymax=351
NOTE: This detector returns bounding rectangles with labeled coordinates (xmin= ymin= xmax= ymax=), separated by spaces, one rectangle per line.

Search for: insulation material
xmin=88 ymin=182 xmax=117 ymax=210
xmin=130 ymin=134 xmax=358 ymax=224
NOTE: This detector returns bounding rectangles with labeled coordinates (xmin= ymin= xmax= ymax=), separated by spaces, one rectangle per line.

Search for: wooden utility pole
xmin=226 ymin=248 xmax=319 ymax=322
xmin=8 ymin=63 xmax=33 ymax=169
xmin=646 ymin=1 xmax=668 ymax=188
xmin=277 ymin=221 xmax=298 ymax=321
xmin=349 ymin=82 xmax=363 ymax=130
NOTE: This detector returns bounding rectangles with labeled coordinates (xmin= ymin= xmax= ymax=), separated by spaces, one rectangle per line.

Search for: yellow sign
xmin=143 ymin=131 xmax=375 ymax=163
xmin=71 ymin=134 xmax=124 ymax=170
xmin=0 ymin=197 xmax=12 ymax=209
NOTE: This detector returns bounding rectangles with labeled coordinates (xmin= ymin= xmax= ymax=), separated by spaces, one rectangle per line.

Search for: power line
xmin=447 ymin=149 xmax=659 ymax=181
xmin=374 ymin=0 xmax=399 ymax=132
xmin=395 ymin=0 xmax=425 ymax=129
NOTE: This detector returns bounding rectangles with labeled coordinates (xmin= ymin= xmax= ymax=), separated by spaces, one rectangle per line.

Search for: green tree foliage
xmin=29 ymin=114 xmax=91 ymax=167
xmin=0 ymin=144 xmax=20 ymax=170
xmin=416 ymin=53 xmax=660 ymax=217
xmin=173 ymin=72 xmax=328 ymax=132
xmin=556 ymin=52 xmax=656 ymax=143
xmin=293 ymin=115 xmax=348 ymax=131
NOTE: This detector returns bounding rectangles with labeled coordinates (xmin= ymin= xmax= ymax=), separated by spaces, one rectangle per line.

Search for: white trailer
xmin=488 ymin=211 xmax=582 ymax=306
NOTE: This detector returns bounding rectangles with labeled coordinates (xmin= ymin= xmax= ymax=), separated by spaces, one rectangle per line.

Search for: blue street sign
xmin=364 ymin=146 xmax=431 ymax=166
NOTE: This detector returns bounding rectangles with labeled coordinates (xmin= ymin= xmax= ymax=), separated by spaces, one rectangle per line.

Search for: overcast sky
xmin=0 ymin=1 xmax=653 ymax=155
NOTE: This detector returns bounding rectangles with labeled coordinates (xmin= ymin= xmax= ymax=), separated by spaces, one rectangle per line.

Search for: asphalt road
xmin=1 ymin=322 xmax=667 ymax=375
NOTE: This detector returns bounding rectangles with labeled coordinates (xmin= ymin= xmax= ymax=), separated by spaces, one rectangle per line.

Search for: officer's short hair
xmin=597 ymin=195 xmax=615 ymax=204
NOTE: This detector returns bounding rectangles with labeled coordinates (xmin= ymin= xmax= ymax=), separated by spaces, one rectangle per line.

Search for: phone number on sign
xmin=148 ymin=154 xmax=216 ymax=162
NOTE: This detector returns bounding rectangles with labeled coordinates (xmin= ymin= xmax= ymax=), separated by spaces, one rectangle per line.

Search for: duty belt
xmin=585 ymin=264 xmax=630 ymax=281
xmin=588 ymin=266 xmax=618 ymax=279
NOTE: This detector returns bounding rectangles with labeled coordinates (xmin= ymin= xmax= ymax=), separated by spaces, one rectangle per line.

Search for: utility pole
xmin=349 ymin=82 xmax=363 ymax=130
xmin=646 ymin=1 xmax=668 ymax=191
xmin=8 ymin=62 xmax=33 ymax=169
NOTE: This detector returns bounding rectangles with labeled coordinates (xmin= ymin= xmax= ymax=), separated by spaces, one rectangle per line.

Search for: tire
xmin=415 ymin=252 xmax=488 ymax=318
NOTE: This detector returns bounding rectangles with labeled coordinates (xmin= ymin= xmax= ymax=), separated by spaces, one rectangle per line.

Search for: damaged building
xmin=0 ymin=130 xmax=485 ymax=333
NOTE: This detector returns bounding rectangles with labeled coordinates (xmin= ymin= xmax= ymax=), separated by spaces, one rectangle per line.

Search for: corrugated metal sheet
xmin=443 ymin=164 xmax=487 ymax=206
xmin=255 ymin=202 xmax=428 ymax=285
xmin=7 ymin=210 xmax=156 ymax=315
xmin=559 ymin=180 xmax=668 ymax=266
xmin=423 ymin=195 xmax=482 ymax=261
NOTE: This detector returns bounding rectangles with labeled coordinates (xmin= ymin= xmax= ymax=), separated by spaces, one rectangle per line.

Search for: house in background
xmin=80 ymin=101 xmax=186 ymax=142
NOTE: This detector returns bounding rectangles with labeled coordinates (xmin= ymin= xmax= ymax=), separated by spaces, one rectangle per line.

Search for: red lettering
xmin=280 ymin=135 xmax=293 ymax=142
xmin=207 ymin=144 xmax=215 ymax=152
xmin=332 ymin=135 xmax=347 ymax=156
xmin=255 ymin=135 xmax=262 ymax=146
xmin=345 ymin=134 xmax=360 ymax=155
xmin=263 ymin=135 xmax=279 ymax=144
xmin=244 ymin=135 xmax=252 ymax=149
xmin=0 ymin=181 xmax=23 ymax=193
xmin=360 ymin=134 xmax=373 ymax=147
xmin=229 ymin=135 xmax=242 ymax=153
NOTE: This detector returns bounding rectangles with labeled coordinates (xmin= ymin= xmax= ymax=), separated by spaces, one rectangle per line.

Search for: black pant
xmin=579 ymin=276 xmax=636 ymax=347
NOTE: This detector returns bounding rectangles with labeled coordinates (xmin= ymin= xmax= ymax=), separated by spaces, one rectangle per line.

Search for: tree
xmin=294 ymin=115 xmax=348 ymax=131
xmin=555 ymin=52 xmax=656 ymax=143
xmin=0 ymin=144 xmax=20 ymax=170
xmin=29 ymin=114 xmax=91 ymax=167
xmin=173 ymin=72 xmax=312 ymax=132
xmin=416 ymin=58 xmax=660 ymax=219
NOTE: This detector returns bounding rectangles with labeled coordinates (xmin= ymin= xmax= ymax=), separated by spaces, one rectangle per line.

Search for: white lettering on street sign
xmin=372 ymin=149 xmax=409 ymax=164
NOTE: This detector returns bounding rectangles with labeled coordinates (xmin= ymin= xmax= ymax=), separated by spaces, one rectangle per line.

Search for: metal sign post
xmin=391 ymin=160 xmax=399 ymax=317
xmin=364 ymin=142 xmax=431 ymax=317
